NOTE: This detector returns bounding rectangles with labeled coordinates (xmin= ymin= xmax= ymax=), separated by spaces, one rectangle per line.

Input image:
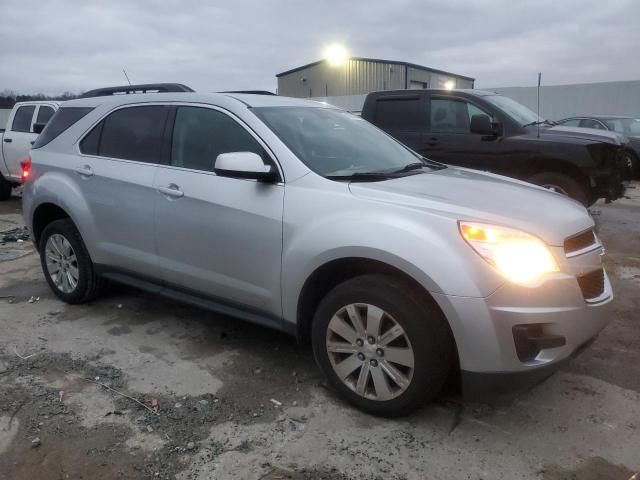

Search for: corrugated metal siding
xmin=487 ymin=80 xmax=640 ymax=120
xmin=278 ymin=59 xmax=472 ymax=98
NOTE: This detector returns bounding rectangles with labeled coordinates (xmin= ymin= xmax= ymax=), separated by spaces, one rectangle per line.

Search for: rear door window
xmin=33 ymin=107 xmax=93 ymax=149
xmin=11 ymin=105 xmax=36 ymax=132
xmin=170 ymin=106 xmax=267 ymax=172
xmin=36 ymin=106 xmax=56 ymax=125
xmin=373 ymin=96 xmax=423 ymax=131
xmin=93 ymin=106 xmax=168 ymax=163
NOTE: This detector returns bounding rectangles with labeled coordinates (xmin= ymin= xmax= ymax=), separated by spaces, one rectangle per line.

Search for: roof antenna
xmin=537 ymin=72 xmax=542 ymax=138
xmin=122 ymin=69 xmax=132 ymax=86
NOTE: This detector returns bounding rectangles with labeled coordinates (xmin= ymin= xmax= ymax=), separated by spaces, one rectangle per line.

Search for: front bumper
xmin=432 ymin=244 xmax=613 ymax=398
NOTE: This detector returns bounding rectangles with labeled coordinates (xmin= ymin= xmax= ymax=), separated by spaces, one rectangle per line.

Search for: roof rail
xmin=80 ymin=83 xmax=194 ymax=98
xmin=220 ymin=90 xmax=277 ymax=96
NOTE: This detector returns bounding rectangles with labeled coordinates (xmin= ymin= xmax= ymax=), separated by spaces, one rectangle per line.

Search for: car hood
xmin=349 ymin=167 xmax=593 ymax=246
xmin=541 ymin=125 xmax=627 ymax=146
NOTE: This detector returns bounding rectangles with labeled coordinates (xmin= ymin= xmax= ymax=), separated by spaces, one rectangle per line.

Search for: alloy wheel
xmin=45 ymin=234 xmax=79 ymax=293
xmin=326 ymin=303 xmax=415 ymax=401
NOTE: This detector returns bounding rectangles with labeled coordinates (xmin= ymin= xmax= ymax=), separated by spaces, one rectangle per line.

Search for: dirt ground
xmin=1 ymin=184 xmax=639 ymax=480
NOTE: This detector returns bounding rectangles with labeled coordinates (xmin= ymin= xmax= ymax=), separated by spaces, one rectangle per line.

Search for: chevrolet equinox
xmin=22 ymin=84 xmax=612 ymax=416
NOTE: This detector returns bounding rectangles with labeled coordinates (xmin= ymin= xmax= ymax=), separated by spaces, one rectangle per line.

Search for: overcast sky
xmin=1 ymin=0 xmax=639 ymax=95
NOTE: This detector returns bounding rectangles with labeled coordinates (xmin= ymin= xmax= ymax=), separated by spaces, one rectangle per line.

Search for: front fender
xmin=280 ymin=182 xmax=505 ymax=326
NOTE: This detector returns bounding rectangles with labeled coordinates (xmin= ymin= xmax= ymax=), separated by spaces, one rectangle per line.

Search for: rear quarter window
xmin=32 ymin=107 xmax=93 ymax=149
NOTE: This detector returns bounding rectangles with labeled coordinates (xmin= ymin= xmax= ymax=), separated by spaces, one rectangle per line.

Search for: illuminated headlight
xmin=459 ymin=221 xmax=559 ymax=285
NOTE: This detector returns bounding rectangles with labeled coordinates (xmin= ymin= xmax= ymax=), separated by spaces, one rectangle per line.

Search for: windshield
xmin=252 ymin=106 xmax=427 ymax=178
xmin=603 ymin=118 xmax=640 ymax=137
xmin=484 ymin=95 xmax=543 ymax=126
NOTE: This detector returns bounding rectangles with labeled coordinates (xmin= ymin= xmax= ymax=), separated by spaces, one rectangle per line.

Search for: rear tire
xmin=0 ymin=174 xmax=12 ymax=201
xmin=527 ymin=171 xmax=590 ymax=205
xmin=312 ymin=274 xmax=453 ymax=417
xmin=39 ymin=219 xmax=103 ymax=304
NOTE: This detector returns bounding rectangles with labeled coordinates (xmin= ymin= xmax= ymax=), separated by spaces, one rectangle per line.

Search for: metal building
xmin=276 ymin=57 xmax=474 ymax=98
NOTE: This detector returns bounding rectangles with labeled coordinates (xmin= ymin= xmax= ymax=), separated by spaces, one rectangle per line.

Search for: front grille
xmin=564 ymin=229 xmax=597 ymax=255
xmin=576 ymin=268 xmax=605 ymax=300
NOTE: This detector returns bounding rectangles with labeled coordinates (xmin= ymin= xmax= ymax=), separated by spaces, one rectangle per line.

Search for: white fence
xmin=487 ymin=80 xmax=640 ymax=120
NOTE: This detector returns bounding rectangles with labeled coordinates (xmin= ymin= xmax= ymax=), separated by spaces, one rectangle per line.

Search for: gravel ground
xmin=0 ymin=184 xmax=639 ymax=479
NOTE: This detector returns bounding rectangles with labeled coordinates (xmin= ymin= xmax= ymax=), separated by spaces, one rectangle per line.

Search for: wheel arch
xmin=524 ymin=158 xmax=591 ymax=189
xmin=32 ymin=203 xmax=72 ymax=248
xmin=295 ymin=257 xmax=457 ymax=352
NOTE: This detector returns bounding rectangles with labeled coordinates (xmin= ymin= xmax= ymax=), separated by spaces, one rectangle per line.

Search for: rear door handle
xmin=74 ymin=165 xmax=94 ymax=177
xmin=3 ymin=138 xmax=12 ymax=143
xmin=157 ymin=184 xmax=184 ymax=198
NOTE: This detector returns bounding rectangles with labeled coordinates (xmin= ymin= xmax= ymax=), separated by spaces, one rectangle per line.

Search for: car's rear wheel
xmin=39 ymin=219 xmax=103 ymax=304
xmin=312 ymin=274 xmax=453 ymax=417
xmin=527 ymin=171 xmax=590 ymax=205
xmin=0 ymin=174 xmax=13 ymax=201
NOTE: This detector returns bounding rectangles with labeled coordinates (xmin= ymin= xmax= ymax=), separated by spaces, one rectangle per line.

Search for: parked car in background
xmin=556 ymin=115 xmax=640 ymax=178
xmin=361 ymin=89 xmax=629 ymax=205
xmin=22 ymin=84 xmax=612 ymax=416
xmin=0 ymin=101 xmax=59 ymax=200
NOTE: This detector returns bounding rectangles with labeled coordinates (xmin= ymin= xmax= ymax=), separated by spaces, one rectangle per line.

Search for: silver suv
xmin=22 ymin=84 xmax=612 ymax=416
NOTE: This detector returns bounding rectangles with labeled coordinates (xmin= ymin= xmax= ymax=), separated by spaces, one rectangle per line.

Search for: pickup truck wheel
xmin=312 ymin=274 xmax=453 ymax=417
xmin=626 ymin=150 xmax=640 ymax=179
xmin=0 ymin=175 xmax=13 ymax=201
xmin=527 ymin=172 xmax=589 ymax=205
xmin=39 ymin=219 xmax=103 ymax=304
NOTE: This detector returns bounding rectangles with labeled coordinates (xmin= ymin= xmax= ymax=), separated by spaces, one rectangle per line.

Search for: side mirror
xmin=33 ymin=123 xmax=46 ymax=134
xmin=470 ymin=114 xmax=497 ymax=136
xmin=214 ymin=152 xmax=278 ymax=182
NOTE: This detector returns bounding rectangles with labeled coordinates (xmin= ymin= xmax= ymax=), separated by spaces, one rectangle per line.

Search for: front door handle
xmin=3 ymin=138 xmax=12 ymax=143
xmin=74 ymin=165 xmax=94 ymax=177
xmin=425 ymin=137 xmax=440 ymax=147
xmin=157 ymin=184 xmax=184 ymax=198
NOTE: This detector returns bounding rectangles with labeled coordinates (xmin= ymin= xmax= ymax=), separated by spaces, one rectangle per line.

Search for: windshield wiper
xmin=326 ymin=172 xmax=398 ymax=182
xmin=387 ymin=162 xmax=426 ymax=174
xmin=522 ymin=119 xmax=555 ymax=128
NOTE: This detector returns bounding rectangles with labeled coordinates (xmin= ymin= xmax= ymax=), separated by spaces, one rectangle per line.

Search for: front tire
xmin=527 ymin=171 xmax=590 ymax=205
xmin=39 ymin=219 xmax=103 ymax=304
xmin=312 ymin=274 xmax=453 ymax=417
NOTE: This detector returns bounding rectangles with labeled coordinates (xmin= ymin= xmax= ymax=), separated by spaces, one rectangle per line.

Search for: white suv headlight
xmin=459 ymin=221 xmax=559 ymax=285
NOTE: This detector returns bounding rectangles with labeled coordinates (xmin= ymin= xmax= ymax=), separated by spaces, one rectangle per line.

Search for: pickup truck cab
xmin=1 ymin=101 xmax=59 ymax=199
xmin=361 ymin=89 xmax=628 ymax=205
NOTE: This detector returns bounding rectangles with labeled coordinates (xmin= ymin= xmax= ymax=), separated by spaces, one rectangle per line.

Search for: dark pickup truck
xmin=361 ymin=89 xmax=628 ymax=205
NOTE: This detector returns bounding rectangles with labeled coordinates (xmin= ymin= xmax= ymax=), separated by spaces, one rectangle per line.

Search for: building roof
xmin=276 ymin=57 xmax=475 ymax=81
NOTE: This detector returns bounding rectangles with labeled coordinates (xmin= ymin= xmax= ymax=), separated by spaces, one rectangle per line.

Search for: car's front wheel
xmin=39 ymin=219 xmax=103 ymax=304
xmin=312 ymin=274 xmax=453 ymax=417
